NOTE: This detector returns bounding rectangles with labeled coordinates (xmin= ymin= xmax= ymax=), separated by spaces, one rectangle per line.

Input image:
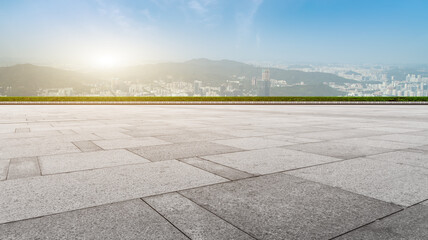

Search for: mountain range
xmin=0 ymin=59 xmax=353 ymax=96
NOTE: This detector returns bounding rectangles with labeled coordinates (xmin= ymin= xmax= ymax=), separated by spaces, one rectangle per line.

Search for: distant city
xmin=0 ymin=60 xmax=427 ymax=97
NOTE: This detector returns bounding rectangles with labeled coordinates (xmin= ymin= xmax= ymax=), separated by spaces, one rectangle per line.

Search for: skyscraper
xmin=257 ymin=69 xmax=271 ymax=96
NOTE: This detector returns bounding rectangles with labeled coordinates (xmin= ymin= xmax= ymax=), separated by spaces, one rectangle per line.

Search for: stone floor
xmin=0 ymin=105 xmax=427 ymax=240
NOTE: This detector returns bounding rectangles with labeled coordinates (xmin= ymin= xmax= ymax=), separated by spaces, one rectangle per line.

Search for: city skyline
xmin=1 ymin=0 xmax=428 ymax=68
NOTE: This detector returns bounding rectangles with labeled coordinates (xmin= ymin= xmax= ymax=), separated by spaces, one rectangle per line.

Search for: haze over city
xmin=1 ymin=0 xmax=428 ymax=69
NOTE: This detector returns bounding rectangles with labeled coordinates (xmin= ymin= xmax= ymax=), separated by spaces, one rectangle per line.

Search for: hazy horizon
xmin=1 ymin=0 xmax=428 ymax=69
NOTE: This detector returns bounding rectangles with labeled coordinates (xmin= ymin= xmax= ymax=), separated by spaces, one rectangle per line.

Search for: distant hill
xmin=0 ymin=64 xmax=92 ymax=96
xmin=0 ymin=59 xmax=354 ymax=96
xmin=120 ymin=58 xmax=356 ymax=86
xmin=345 ymin=71 xmax=361 ymax=76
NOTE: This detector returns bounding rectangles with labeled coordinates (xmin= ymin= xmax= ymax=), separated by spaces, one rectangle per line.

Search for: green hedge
xmin=0 ymin=96 xmax=427 ymax=102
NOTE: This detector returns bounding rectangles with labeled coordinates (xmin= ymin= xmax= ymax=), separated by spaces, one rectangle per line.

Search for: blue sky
xmin=1 ymin=0 xmax=427 ymax=66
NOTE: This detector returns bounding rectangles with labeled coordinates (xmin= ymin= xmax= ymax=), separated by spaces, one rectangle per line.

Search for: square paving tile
xmin=144 ymin=193 xmax=253 ymax=240
xmin=202 ymin=147 xmax=340 ymax=175
xmin=0 ymin=140 xmax=81 ymax=159
xmin=180 ymin=173 xmax=401 ymax=240
xmin=129 ymin=142 xmax=243 ymax=161
xmin=39 ymin=149 xmax=150 ymax=175
xmin=263 ymin=134 xmax=322 ymax=144
xmin=367 ymin=150 xmax=428 ymax=169
xmin=93 ymin=137 xmax=170 ymax=150
xmin=0 ymin=199 xmax=187 ymax=240
xmin=0 ymin=160 xmax=227 ymax=223
xmin=336 ymin=204 xmax=428 ymax=240
xmin=214 ymin=137 xmax=294 ymax=150
xmin=180 ymin=157 xmax=254 ymax=180
xmin=7 ymin=157 xmax=40 ymax=180
xmin=284 ymin=140 xmax=393 ymax=159
xmin=288 ymin=158 xmax=428 ymax=206
xmin=370 ymin=133 xmax=428 ymax=145
xmin=156 ymin=131 xmax=234 ymax=143
xmin=0 ymin=160 xmax=9 ymax=181
xmin=295 ymin=129 xmax=388 ymax=141
xmin=72 ymin=140 xmax=102 ymax=152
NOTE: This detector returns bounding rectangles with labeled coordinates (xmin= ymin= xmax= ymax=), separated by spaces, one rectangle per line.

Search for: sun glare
xmin=92 ymin=54 xmax=121 ymax=69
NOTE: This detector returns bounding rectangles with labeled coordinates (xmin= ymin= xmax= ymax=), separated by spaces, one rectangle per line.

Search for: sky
xmin=1 ymin=0 xmax=428 ymax=67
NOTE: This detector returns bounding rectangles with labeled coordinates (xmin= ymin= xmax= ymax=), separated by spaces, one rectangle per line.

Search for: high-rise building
xmin=193 ymin=80 xmax=202 ymax=96
xmin=257 ymin=69 xmax=271 ymax=96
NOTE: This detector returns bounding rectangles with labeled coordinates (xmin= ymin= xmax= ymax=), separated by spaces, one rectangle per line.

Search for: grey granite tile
xmin=145 ymin=193 xmax=253 ymax=240
xmin=0 ymin=199 xmax=187 ymax=240
xmin=7 ymin=157 xmax=40 ymax=180
xmin=180 ymin=157 xmax=254 ymax=180
xmin=284 ymin=141 xmax=393 ymax=159
xmin=263 ymin=134 xmax=322 ymax=144
xmin=0 ymin=141 xmax=81 ymax=159
xmin=214 ymin=137 xmax=294 ymax=150
xmin=157 ymin=131 xmax=234 ymax=143
xmin=129 ymin=142 xmax=243 ymax=161
xmin=123 ymin=128 xmax=187 ymax=137
xmin=288 ymin=158 xmax=428 ymax=206
xmin=335 ymin=137 xmax=422 ymax=150
xmin=39 ymin=149 xmax=150 ymax=175
xmin=202 ymin=148 xmax=340 ymax=175
xmin=0 ymin=160 xmax=227 ymax=223
xmin=72 ymin=140 xmax=102 ymax=152
xmin=370 ymin=133 xmax=428 ymax=145
xmin=295 ymin=129 xmax=388 ymax=141
xmin=93 ymin=137 xmax=170 ymax=150
xmin=336 ymin=204 xmax=428 ymax=240
xmin=367 ymin=150 xmax=428 ymax=169
xmin=0 ymin=160 xmax=9 ymax=181
xmin=413 ymin=144 xmax=428 ymax=152
xmin=180 ymin=173 xmax=401 ymax=240
xmin=14 ymin=128 xmax=30 ymax=133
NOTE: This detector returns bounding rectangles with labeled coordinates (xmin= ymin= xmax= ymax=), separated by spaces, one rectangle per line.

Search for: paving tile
xmin=284 ymin=141 xmax=393 ymax=159
xmin=370 ymin=133 xmax=428 ymax=145
xmin=0 ymin=141 xmax=80 ymax=159
xmin=295 ymin=129 xmax=388 ymax=141
xmin=263 ymin=134 xmax=322 ymax=144
xmin=0 ymin=160 xmax=227 ymax=223
xmin=214 ymin=137 xmax=294 ymax=150
xmin=39 ymin=149 xmax=150 ymax=174
xmin=180 ymin=173 xmax=401 ymax=240
xmin=93 ymin=131 xmax=132 ymax=139
xmin=288 ymin=158 xmax=428 ymax=206
xmin=360 ymin=126 xmax=421 ymax=134
xmin=14 ymin=128 xmax=30 ymax=133
xmin=336 ymin=137 xmax=422 ymax=150
xmin=7 ymin=157 xmax=40 ymax=180
xmin=124 ymin=128 xmax=187 ymax=137
xmin=180 ymin=157 xmax=254 ymax=180
xmin=145 ymin=193 xmax=253 ymax=240
xmin=93 ymin=137 xmax=170 ymax=150
xmin=129 ymin=142 xmax=243 ymax=161
xmin=0 ymin=160 xmax=9 ymax=181
xmin=202 ymin=148 xmax=340 ymax=175
xmin=336 ymin=204 xmax=428 ymax=240
xmin=0 ymin=199 xmax=187 ymax=240
xmin=72 ymin=140 xmax=102 ymax=152
xmin=157 ymin=131 xmax=234 ymax=143
xmin=226 ymin=129 xmax=273 ymax=137
xmin=367 ymin=150 xmax=428 ymax=169
xmin=414 ymin=145 xmax=428 ymax=152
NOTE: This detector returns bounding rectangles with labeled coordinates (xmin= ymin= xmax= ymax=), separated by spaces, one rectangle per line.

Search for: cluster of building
xmin=65 ymin=70 xmax=275 ymax=97
xmin=326 ymin=73 xmax=428 ymax=97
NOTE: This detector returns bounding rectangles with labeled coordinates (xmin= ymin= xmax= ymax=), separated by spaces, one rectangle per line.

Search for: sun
xmin=92 ymin=54 xmax=121 ymax=69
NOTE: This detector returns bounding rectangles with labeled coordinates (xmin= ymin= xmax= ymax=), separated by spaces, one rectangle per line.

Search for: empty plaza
xmin=0 ymin=105 xmax=427 ymax=239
